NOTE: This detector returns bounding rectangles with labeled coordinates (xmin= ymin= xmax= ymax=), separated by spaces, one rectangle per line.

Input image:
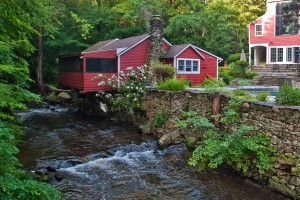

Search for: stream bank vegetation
xmin=0 ymin=1 xmax=61 ymax=199
xmin=95 ymin=65 xmax=149 ymax=115
xmin=176 ymin=99 xmax=276 ymax=175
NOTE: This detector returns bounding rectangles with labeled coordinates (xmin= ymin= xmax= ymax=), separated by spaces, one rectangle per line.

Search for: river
xmin=17 ymin=107 xmax=288 ymax=200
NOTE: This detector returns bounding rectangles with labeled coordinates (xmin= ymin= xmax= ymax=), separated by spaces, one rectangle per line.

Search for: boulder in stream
xmin=158 ymin=130 xmax=181 ymax=148
xmin=57 ymin=92 xmax=71 ymax=100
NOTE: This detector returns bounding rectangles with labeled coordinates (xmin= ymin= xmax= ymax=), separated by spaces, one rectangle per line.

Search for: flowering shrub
xmin=95 ymin=65 xmax=150 ymax=114
xmin=151 ymin=63 xmax=176 ymax=83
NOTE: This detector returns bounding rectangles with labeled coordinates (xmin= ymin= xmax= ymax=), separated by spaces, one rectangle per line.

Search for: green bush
xmin=276 ymin=83 xmax=300 ymax=106
xmin=185 ymin=80 xmax=192 ymax=87
xmin=176 ymin=100 xmax=276 ymax=174
xmin=218 ymin=68 xmax=233 ymax=85
xmin=151 ymin=63 xmax=176 ymax=83
xmin=223 ymin=61 xmax=249 ymax=80
xmin=232 ymin=89 xmax=252 ymax=99
xmin=199 ymin=76 xmax=226 ymax=88
xmin=246 ymin=70 xmax=258 ymax=79
xmin=226 ymin=53 xmax=249 ymax=64
xmin=154 ymin=113 xmax=169 ymax=128
xmin=256 ymin=92 xmax=270 ymax=102
xmin=158 ymin=78 xmax=187 ymax=91
xmin=233 ymin=60 xmax=248 ymax=79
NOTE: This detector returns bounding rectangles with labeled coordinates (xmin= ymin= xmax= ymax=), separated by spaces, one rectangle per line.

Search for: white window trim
xmin=177 ymin=58 xmax=200 ymax=74
xmin=255 ymin=24 xmax=263 ymax=36
xmin=269 ymin=46 xmax=300 ymax=64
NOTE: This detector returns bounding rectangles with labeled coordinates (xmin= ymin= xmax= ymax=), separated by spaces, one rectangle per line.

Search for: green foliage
xmin=151 ymin=63 xmax=176 ymax=83
xmin=199 ymin=76 xmax=226 ymax=88
xmin=184 ymin=136 xmax=195 ymax=149
xmin=226 ymin=53 xmax=249 ymax=64
xmin=202 ymin=88 xmax=231 ymax=95
xmin=256 ymin=92 xmax=270 ymax=102
xmin=230 ymin=60 xmax=248 ymax=79
xmin=219 ymin=62 xmax=253 ymax=86
xmin=218 ymin=68 xmax=233 ymax=85
xmin=176 ymin=111 xmax=216 ymax=131
xmin=232 ymin=89 xmax=254 ymax=100
xmin=219 ymin=99 xmax=242 ymax=125
xmin=158 ymin=78 xmax=187 ymax=91
xmin=237 ymin=79 xmax=253 ymax=86
xmin=246 ymin=70 xmax=258 ymax=80
xmin=189 ymin=126 xmax=276 ymax=174
xmin=154 ymin=113 xmax=169 ymax=128
xmin=176 ymin=99 xmax=276 ymax=174
xmin=0 ymin=1 xmax=60 ymax=198
xmin=276 ymin=83 xmax=300 ymax=106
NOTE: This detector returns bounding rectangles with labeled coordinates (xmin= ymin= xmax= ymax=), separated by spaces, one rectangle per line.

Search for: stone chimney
xmin=147 ymin=15 xmax=163 ymax=66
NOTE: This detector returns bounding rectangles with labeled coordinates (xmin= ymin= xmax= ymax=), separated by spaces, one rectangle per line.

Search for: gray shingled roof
xmin=82 ymin=38 xmax=118 ymax=53
xmin=163 ymin=44 xmax=190 ymax=58
xmin=82 ymin=34 xmax=149 ymax=53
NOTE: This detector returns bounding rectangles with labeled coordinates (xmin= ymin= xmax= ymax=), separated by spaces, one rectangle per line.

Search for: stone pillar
xmin=147 ymin=15 xmax=163 ymax=67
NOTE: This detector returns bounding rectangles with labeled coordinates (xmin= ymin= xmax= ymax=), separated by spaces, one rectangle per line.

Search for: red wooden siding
xmin=83 ymin=50 xmax=117 ymax=92
xmin=176 ymin=47 xmax=217 ymax=86
xmin=250 ymin=15 xmax=300 ymax=46
xmin=59 ymin=72 xmax=84 ymax=90
xmin=120 ymin=39 xmax=171 ymax=72
xmin=162 ymin=41 xmax=170 ymax=50
xmin=120 ymin=39 xmax=149 ymax=72
xmin=83 ymin=72 xmax=117 ymax=92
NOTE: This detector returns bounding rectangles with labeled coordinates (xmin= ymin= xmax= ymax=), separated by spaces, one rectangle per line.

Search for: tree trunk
xmin=37 ymin=25 xmax=45 ymax=95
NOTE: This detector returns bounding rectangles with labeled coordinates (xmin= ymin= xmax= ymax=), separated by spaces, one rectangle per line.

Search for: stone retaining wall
xmin=142 ymin=89 xmax=300 ymax=199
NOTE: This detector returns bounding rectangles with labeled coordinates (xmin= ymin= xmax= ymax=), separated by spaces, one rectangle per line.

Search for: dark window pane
xmin=59 ymin=57 xmax=83 ymax=72
xmin=271 ymin=48 xmax=277 ymax=63
xmin=178 ymin=60 xmax=184 ymax=71
xmin=192 ymin=61 xmax=198 ymax=71
xmin=86 ymin=58 xmax=117 ymax=72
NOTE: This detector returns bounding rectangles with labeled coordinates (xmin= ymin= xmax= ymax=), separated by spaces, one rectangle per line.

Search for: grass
xmin=158 ymin=78 xmax=187 ymax=91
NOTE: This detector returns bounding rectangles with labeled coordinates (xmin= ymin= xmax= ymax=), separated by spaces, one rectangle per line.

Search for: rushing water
xmin=17 ymin=107 xmax=288 ymax=200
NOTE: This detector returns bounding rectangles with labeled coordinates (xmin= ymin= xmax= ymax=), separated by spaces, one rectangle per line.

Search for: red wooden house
xmin=59 ymin=18 xmax=222 ymax=92
xmin=248 ymin=0 xmax=300 ymax=66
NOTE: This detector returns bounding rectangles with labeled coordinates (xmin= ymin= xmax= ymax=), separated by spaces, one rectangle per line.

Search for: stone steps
xmin=259 ymin=72 xmax=298 ymax=77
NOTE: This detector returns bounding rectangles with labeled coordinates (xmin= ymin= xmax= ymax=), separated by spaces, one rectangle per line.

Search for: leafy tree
xmin=0 ymin=0 xmax=60 ymax=198
xmin=165 ymin=0 xmax=238 ymax=59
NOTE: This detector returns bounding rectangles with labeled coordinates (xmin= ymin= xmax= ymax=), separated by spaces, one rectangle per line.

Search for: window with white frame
xmin=255 ymin=24 xmax=263 ymax=36
xmin=277 ymin=48 xmax=283 ymax=62
xmin=177 ymin=59 xmax=200 ymax=73
xmin=270 ymin=47 xmax=299 ymax=63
